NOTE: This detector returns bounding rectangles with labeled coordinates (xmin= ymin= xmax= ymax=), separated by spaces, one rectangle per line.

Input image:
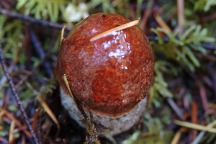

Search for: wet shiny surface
xmin=56 ymin=13 xmax=154 ymax=116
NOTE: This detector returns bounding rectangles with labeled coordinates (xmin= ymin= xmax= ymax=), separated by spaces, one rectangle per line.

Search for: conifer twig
xmin=0 ymin=48 xmax=41 ymax=144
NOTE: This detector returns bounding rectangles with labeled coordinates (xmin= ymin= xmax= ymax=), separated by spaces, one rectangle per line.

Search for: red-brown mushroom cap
xmin=56 ymin=13 xmax=154 ymax=117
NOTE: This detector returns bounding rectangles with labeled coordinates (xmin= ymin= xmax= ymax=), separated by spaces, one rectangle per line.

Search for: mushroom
xmin=55 ymin=13 xmax=154 ymax=135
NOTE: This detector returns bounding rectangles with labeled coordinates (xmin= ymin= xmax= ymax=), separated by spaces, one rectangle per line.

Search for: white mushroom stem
xmin=60 ymin=87 xmax=147 ymax=135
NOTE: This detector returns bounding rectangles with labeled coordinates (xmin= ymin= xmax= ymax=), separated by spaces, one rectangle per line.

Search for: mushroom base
xmin=60 ymin=88 xmax=147 ymax=135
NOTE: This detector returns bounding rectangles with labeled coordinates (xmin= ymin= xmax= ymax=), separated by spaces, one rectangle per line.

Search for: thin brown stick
xmin=197 ymin=81 xmax=208 ymax=112
xmin=191 ymin=101 xmax=198 ymax=139
xmin=140 ymin=1 xmax=153 ymax=31
xmin=140 ymin=8 xmax=151 ymax=31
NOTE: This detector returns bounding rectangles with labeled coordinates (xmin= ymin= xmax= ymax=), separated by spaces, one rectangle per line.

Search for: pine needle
xmin=90 ymin=19 xmax=140 ymax=41
xmin=60 ymin=25 xmax=66 ymax=44
xmin=171 ymin=129 xmax=182 ymax=144
xmin=9 ymin=120 xmax=15 ymax=144
xmin=63 ymin=74 xmax=73 ymax=96
xmin=174 ymin=120 xmax=216 ymax=133
xmin=37 ymin=95 xmax=60 ymax=129
xmin=155 ymin=14 xmax=171 ymax=32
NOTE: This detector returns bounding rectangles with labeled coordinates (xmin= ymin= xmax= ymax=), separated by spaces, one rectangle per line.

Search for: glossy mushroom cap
xmin=56 ymin=13 xmax=154 ymax=117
